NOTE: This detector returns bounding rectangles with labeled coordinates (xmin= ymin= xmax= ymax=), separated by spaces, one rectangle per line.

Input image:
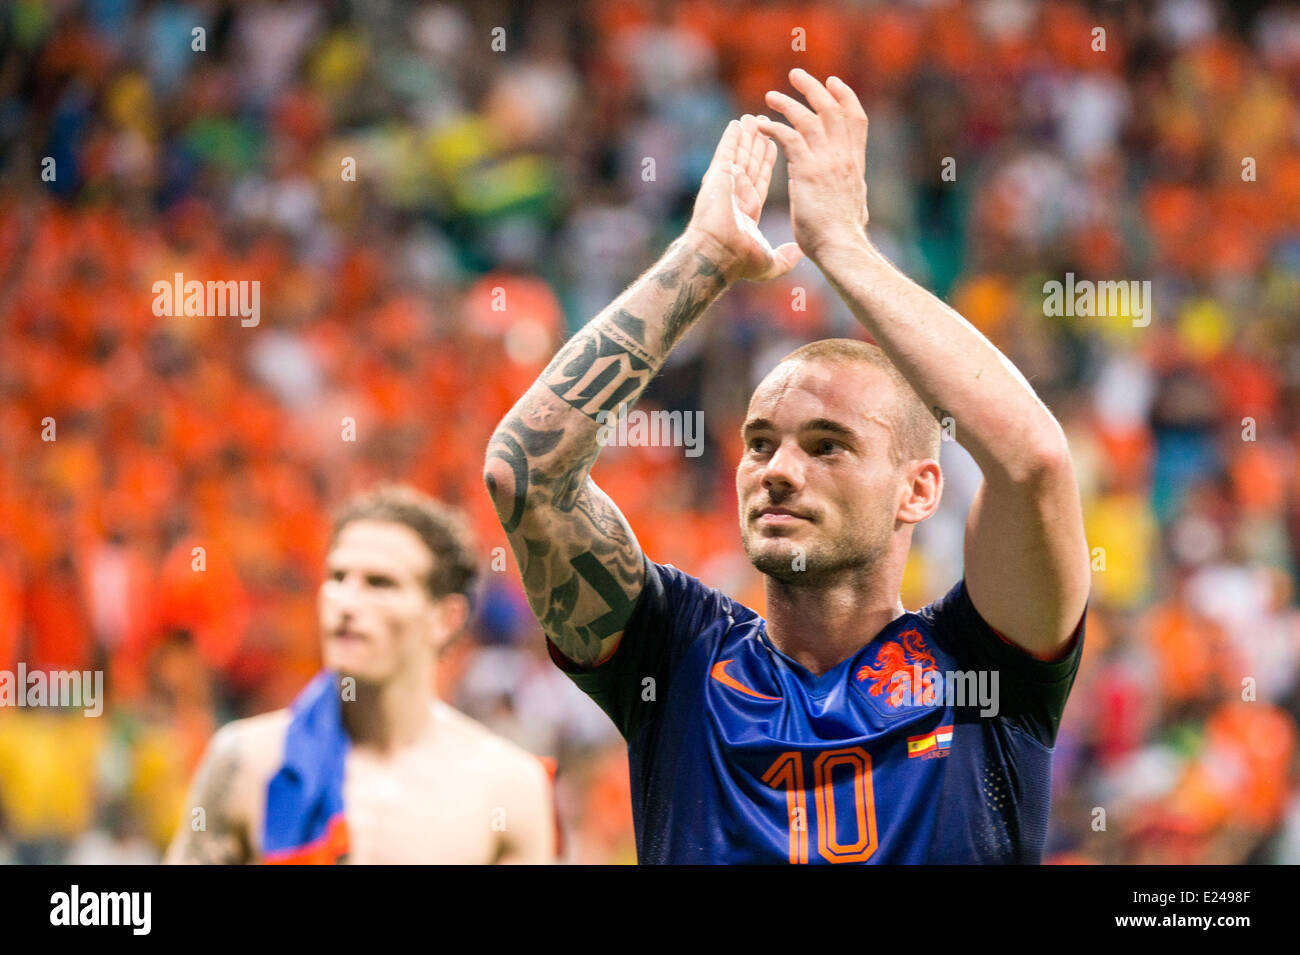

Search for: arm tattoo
xmin=511 ymin=480 xmax=645 ymax=661
xmin=485 ymin=421 xmax=565 ymax=533
xmin=542 ymin=244 xmax=724 ymax=420
xmin=171 ymin=733 xmax=248 ymax=865
xmin=542 ymin=326 xmax=655 ymax=420
xmin=662 ymin=253 xmax=722 ymax=348
xmin=484 ymin=238 xmax=724 ymax=664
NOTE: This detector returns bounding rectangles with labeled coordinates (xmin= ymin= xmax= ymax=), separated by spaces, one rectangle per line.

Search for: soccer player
xmin=483 ymin=70 xmax=1089 ymax=863
xmin=165 ymin=484 xmax=555 ymax=864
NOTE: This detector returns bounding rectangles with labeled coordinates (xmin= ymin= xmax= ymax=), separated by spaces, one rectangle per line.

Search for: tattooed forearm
xmin=483 ymin=234 xmax=728 ymax=664
xmin=663 ymin=253 xmax=722 ymax=348
xmin=543 ymin=325 xmax=655 ymax=420
xmin=541 ymin=240 xmax=725 ymax=421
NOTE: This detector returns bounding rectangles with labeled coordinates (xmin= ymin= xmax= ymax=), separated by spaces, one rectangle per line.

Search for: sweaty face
xmin=318 ymin=520 xmax=440 ymax=685
xmin=737 ymin=360 xmax=904 ymax=584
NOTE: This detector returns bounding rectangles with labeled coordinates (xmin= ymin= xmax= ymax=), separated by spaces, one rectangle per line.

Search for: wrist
xmin=805 ymin=225 xmax=874 ymax=266
xmin=679 ymin=228 xmax=740 ymax=286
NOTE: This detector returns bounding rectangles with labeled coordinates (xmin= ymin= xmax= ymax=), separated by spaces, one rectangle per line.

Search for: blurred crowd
xmin=2 ymin=0 xmax=1300 ymax=864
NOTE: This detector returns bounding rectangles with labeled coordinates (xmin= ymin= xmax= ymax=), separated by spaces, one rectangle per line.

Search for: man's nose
xmin=761 ymin=439 xmax=805 ymax=494
xmin=327 ymin=574 xmax=362 ymax=613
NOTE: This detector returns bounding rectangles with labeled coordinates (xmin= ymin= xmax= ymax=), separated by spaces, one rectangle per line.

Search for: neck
xmin=762 ymin=544 xmax=908 ymax=677
xmin=341 ymin=668 xmax=435 ymax=752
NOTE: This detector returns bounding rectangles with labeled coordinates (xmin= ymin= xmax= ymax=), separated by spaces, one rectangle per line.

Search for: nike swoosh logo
xmin=710 ymin=659 xmax=781 ymax=701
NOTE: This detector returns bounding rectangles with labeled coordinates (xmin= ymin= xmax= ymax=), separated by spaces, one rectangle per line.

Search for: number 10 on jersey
xmin=762 ymin=747 xmax=878 ymax=864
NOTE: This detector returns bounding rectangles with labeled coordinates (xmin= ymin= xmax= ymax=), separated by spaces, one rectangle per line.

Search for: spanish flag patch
xmin=907 ymin=725 xmax=954 ymax=759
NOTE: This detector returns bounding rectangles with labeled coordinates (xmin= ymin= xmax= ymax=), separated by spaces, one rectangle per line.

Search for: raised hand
xmin=685 ymin=114 xmax=803 ymax=284
xmin=756 ymin=69 xmax=870 ymax=263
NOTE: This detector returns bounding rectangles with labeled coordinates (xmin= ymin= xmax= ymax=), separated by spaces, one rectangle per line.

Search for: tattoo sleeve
xmin=164 ymin=728 xmax=250 ymax=865
xmin=483 ymin=236 xmax=727 ymax=666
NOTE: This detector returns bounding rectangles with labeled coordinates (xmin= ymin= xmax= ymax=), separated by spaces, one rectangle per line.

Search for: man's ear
xmin=897 ymin=459 xmax=942 ymax=525
xmin=430 ymin=593 xmax=471 ymax=653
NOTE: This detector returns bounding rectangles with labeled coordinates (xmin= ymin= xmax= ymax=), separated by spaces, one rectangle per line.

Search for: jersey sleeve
xmin=546 ymin=554 xmax=729 ymax=741
xmin=925 ymin=578 xmax=1086 ymax=747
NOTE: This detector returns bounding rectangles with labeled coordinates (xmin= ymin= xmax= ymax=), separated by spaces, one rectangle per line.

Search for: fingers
xmin=730 ymin=160 xmax=759 ymax=212
xmin=735 ymin=114 xmax=755 ymax=172
xmin=826 ymin=74 xmax=868 ymax=124
xmin=827 ymin=75 xmax=869 ymax=152
xmin=763 ymin=88 xmax=821 ymax=145
xmin=759 ymin=72 xmax=869 ymax=183
xmin=754 ymin=114 xmax=809 ymax=164
xmin=743 ymin=115 xmax=767 ymax=191
xmin=754 ymin=135 xmax=777 ymax=201
xmin=788 ymin=68 xmax=840 ymax=128
xmin=709 ymin=119 xmax=743 ymax=173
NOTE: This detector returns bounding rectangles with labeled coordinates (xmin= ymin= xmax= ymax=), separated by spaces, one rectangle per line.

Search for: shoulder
xmin=203 ymin=710 xmax=293 ymax=797
xmin=212 ymin=709 xmax=292 ymax=758
xmin=914 ymin=578 xmax=1002 ymax=654
xmin=920 ymin=577 xmax=1085 ymax=669
xmin=916 ymin=578 xmax=1085 ymax=745
xmin=642 ymin=559 xmax=758 ymax=627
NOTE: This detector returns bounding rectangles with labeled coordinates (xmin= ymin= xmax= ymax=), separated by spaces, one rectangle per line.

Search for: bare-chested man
xmin=166 ymin=484 xmax=554 ymax=864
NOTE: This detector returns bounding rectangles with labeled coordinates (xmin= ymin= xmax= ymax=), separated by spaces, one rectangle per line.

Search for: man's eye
xmin=330 ymin=570 xmax=345 ymax=582
xmin=815 ymin=439 xmax=839 ymax=455
xmin=367 ymin=576 xmax=396 ymax=588
xmin=749 ymin=438 xmax=771 ymax=453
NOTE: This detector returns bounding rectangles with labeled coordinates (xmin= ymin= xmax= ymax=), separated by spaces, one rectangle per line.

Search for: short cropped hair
xmin=777 ymin=338 xmax=941 ymax=466
xmin=328 ymin=483 xmax=479 ymax=604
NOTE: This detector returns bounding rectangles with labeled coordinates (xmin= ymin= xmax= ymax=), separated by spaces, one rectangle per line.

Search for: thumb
xmin=769 ymin=242 xmax=804 ymax=278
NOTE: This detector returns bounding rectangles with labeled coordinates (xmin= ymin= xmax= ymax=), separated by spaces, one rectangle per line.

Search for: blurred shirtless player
xmin=166 ymin=484 xmax=554 ymax=864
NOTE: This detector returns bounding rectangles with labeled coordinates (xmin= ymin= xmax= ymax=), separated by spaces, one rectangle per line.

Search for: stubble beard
xmin=742 ymin=515 xmax=890 ymax=586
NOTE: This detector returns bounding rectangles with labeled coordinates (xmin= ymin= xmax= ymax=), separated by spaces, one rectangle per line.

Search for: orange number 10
xmin=762 ymin=747 xmax=878 ymax=864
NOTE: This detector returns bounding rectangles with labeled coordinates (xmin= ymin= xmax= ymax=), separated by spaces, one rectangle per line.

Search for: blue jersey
xmin=550 ymin=557 xmax=1085 ymax=864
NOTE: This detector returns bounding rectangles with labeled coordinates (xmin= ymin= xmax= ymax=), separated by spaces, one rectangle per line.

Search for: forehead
xmin=745 ymin=359 xmax=897 ymax=437
xmin=327 ymin=520 xmax=433 ymax=580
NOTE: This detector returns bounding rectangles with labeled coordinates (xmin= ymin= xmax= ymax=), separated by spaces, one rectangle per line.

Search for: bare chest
xmin=338 ymin=746 xmax=505 ymax=864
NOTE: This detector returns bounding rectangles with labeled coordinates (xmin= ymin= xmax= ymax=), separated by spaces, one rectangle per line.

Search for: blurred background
xmin=2 ymin=0 xmax=1299 ymax=864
